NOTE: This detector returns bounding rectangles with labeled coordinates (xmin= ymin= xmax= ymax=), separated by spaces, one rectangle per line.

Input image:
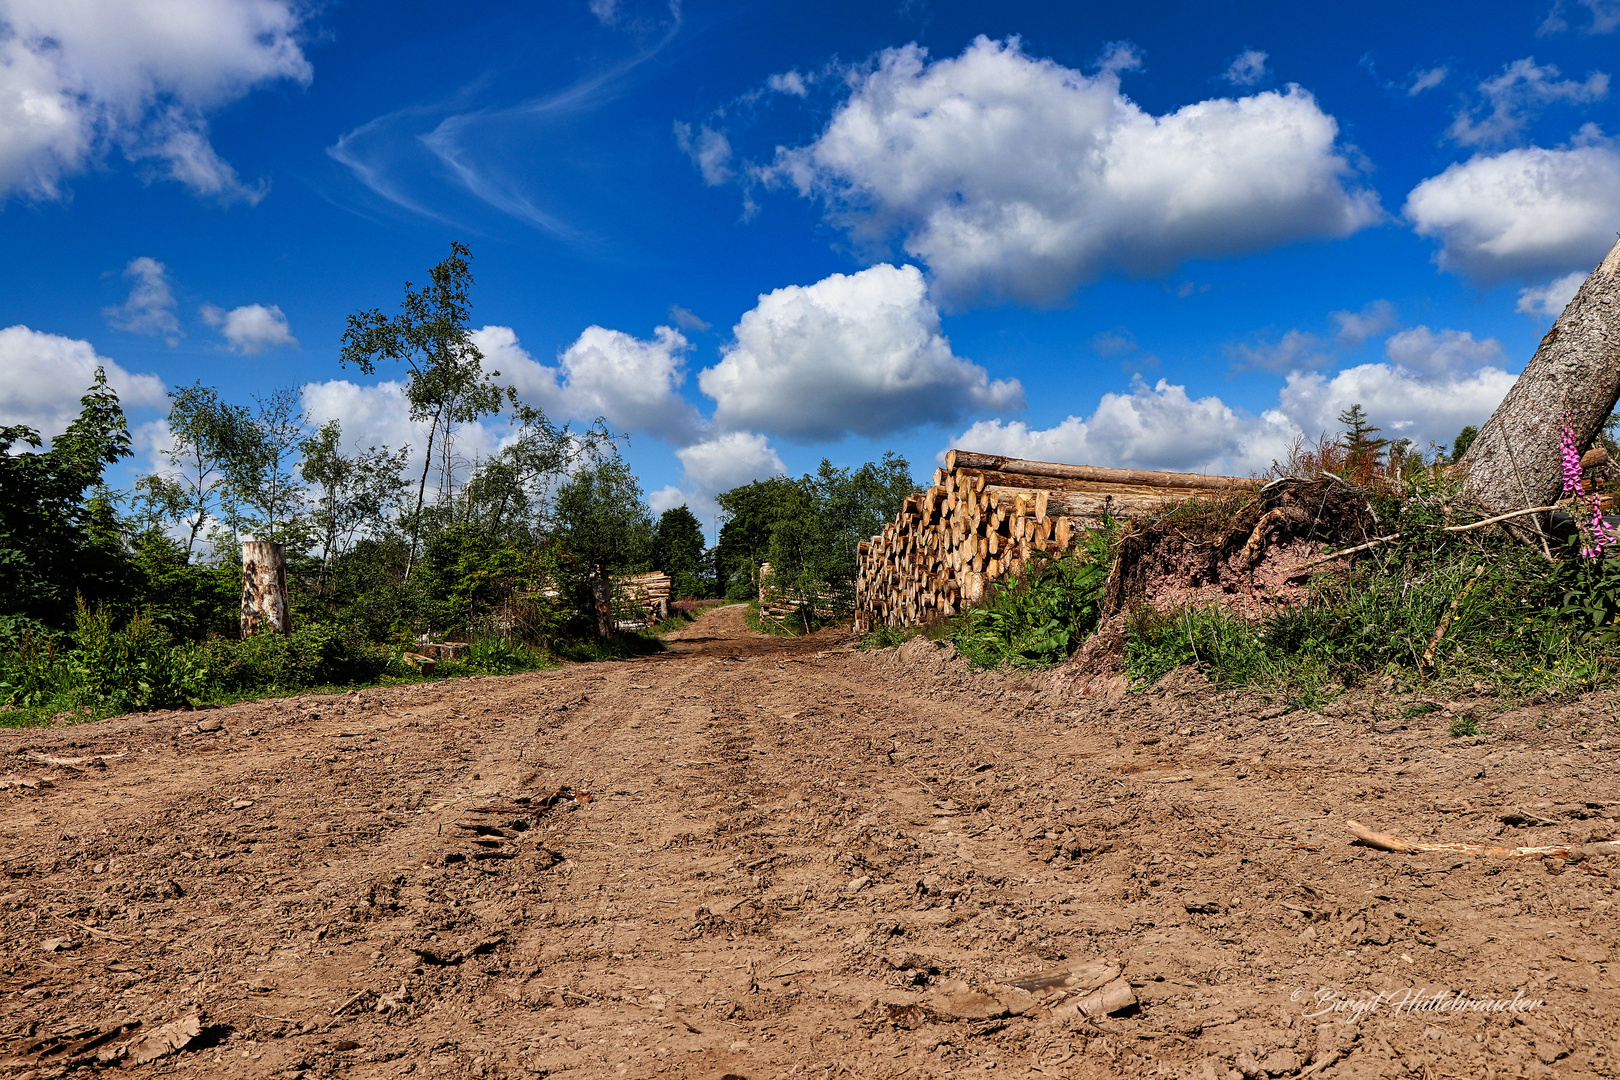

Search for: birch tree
xmin=339 ymin=242 xmax=512 ymax=577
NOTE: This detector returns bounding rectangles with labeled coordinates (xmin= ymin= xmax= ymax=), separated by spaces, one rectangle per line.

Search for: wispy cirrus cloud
xmin=327 ymin=2 xmax=681 ymax=243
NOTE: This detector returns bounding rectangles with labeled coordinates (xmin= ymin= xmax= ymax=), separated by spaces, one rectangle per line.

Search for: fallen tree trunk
xmin=946 ymin=450 xmax=1256 ymax=493
xmin=1458 ymin=236 xmax=1620 ymax=512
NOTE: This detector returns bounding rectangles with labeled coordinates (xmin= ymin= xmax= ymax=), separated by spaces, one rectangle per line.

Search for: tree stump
xmin=1459 ymin=235 xmax=1620 ymax=513
xmin=592 ymin=578 xmax=613 ymax=640
xmin=241 ymin=541 xmax=291 ymax=637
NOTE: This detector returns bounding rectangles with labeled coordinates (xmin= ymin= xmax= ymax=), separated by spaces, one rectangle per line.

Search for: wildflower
xmin=1561 ymin=420 xmax=1615 ymax=558
xmin=1561 ymin=422 xmax=1585 ymax=499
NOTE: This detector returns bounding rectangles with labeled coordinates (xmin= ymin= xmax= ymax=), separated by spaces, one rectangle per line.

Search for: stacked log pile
xmin=614 ymin=572 xmax=673 ymax=627
xmin=855 ymin=450 xmax=1255 ymax=631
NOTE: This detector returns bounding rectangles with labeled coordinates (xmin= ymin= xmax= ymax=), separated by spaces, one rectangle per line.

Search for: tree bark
xmin=1458 ymin=235 xmax=1620 ymax=512
xmin=403 ymin=411 xmax=440 ymax=583
xmin=592 ymin=574 xmax=613 ymax=640
xmin=241 ymin=541 xmax=291 ymax=638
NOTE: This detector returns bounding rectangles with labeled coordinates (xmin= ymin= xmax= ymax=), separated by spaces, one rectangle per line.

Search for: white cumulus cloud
xmin=1381 ymin=325 xmax=1505 ymax=375
xmin=1331 ymin=300 xmax=1398 ymax=345
xmin=0 ymin=325 xmax=167 ymax=439
xmin=649 ymin=431 xmax=787 ymax=528
xmin=1407 ymin=66 xmax=1450 ymax=95
xmin=1226 ymin=329 xmax=1333 ymax=373
xmin=769 ymin=36 xmax=1380 ymax=306
xmin=474 ymin=324 xmax=704 ymax=445
xmin=1404 ymin=137 xmax=1620 ymax=281
xmin=951 ymin=377 xmax=1299 ymax=476
xmin=1541 ymin=0 xmax=1620 ymax=36
xmin=200 ymin=302 xmax=296 ymax=353
xmin=767 ymin=70 xmax=810 ymax=97
xmin=699 ymin=263 xmax=1023 ymax=440
xmin=949 ymin=325 xmax=1517 ymax=474
xmin=299 ymin=379 xmax=514 ymax=486
xmin=103 ymin=256 xmax=181 ymax=341
xmin=1277 ymin=364 xmax=1516 ymax=449
xmin=0 ymin=0 xmax=312 ymax=203
xmin=1516 ymin=270 xmax=1588 ymax=316
xmin=676 ymin=431 xmax=785 ymax=493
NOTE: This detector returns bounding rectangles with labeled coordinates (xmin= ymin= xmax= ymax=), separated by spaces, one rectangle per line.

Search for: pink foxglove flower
xmin=1562 ymin=420 xmax=1614 ymax=557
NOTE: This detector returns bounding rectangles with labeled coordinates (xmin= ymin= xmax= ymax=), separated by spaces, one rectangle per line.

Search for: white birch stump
xmin=241 ymin=541 xmax=292 ymax=638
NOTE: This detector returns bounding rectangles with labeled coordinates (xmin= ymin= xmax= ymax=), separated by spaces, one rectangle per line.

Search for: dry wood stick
xmin=1348 ymin=820 xmax=1620 ymax=859
xmin=1440 ymin=505 xmax=1559 ymax=533
xmin=1288 ymin=506 xmax=1564 ymax=580
xmin=1284 ymin=534 xmax=1403 ymax=578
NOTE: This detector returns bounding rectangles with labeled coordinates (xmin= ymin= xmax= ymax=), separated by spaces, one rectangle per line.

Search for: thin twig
xmin=1420 ymin=562 xmax=1487 ymax=671
xmin=1286 ymin=534 xmax=1403 ymax=577
xmin=1441 ymin=505 xmax=1560 ymax=533
xmin=1287 ymin=506 xmax=1563 ymax=580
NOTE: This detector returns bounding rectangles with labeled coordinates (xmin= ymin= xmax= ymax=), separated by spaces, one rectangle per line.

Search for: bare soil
xmin=2 ymin=603 xmax=1617 ymax=1079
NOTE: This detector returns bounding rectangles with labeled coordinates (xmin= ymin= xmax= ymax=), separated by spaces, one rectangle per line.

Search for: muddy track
xmin=2 ymin=603 xmax=1617 ymax=1079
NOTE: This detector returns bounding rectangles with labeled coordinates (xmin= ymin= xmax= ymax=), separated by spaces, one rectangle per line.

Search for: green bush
xmin=951 ymin=535 xmax=1111 ymax=669
xmin=191 ymin=621 xmax=389 ymax=693
xmin=1 ymin=600 xmax=204 ymax=718
xmin=451 ymin=633 xmax=554 ymax=676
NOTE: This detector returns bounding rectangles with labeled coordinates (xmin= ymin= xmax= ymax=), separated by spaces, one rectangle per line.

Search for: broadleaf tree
xmin=552 ymin=453 xmax=653 ymax=638
xmin=339 ymin=242 xmax=514 ymax=576
xmin=652 ymin=505 xmax=709 ymax=599
xmin=0 ymin=368 xmax=133 ymax=623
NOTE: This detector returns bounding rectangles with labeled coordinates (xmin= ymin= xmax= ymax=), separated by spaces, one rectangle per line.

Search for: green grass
xmin=552 ymin=631 xmax=666 ymax=662
xmin=1120 ymin=535 xmax=1618 ymax=705
xmin=646 ymin=599 xmax=730 ymax=635
xmin=0 ymin=603 xmax=636 ymax=728
xmin=744 ymin=600 xmax=841 ymax=637
xmin=1449 ymin=714 xmax=1483 ymax=737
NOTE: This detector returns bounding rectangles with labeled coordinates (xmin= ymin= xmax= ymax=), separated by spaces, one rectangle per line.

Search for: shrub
xmin=951 ymin=534 xmax=1111 ymax=669
xmin=191 ymin=621 xmax=389 ymax=693
xmin=68 ymin=598 xmax=201 ymax=711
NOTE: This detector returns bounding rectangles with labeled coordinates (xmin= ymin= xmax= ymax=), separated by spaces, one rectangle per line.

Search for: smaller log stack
xmin=855 ymin=450 xmax=1255 ymax=632
xmin=615 ymin=572 xmax=673 ymax=625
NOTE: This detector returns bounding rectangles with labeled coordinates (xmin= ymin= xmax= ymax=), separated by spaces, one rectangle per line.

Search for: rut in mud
xmin=2 ymin=603 xmax=1617 ymax=1079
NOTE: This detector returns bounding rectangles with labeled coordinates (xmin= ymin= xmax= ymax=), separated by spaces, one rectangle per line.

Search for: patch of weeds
xmin=744 ymin=601 xmax=839 ymax=637
xmin=1449 ymin=714 xmax=1483 ymax=737
xmin=861 ymin=615 xmax=953 ymax=650
xmin=1403 ymin=701 xmax=1440 ymax=718
xmin=647 ymin=599 xmax=729 ymax=636
xmin=1124 ymin=604 xmax=1306 ymax=691
xmin=554 ymin=632 xmax=666 ymax=662
xmin=952 ymin=534 xmax=1111 ymax=670
xmin=860 ymin=624 xmax=922 ymax=649
xmin=439 ymin=634 xmax=557 ymax=676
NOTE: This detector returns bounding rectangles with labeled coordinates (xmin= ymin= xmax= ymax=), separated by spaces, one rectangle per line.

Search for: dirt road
xmin=2 ymin=604 xmax=1617 ymax=1079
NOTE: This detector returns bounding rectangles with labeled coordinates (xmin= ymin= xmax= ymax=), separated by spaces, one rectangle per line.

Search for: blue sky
xmin=3 ymin=0 xmax=1619 ymax=535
